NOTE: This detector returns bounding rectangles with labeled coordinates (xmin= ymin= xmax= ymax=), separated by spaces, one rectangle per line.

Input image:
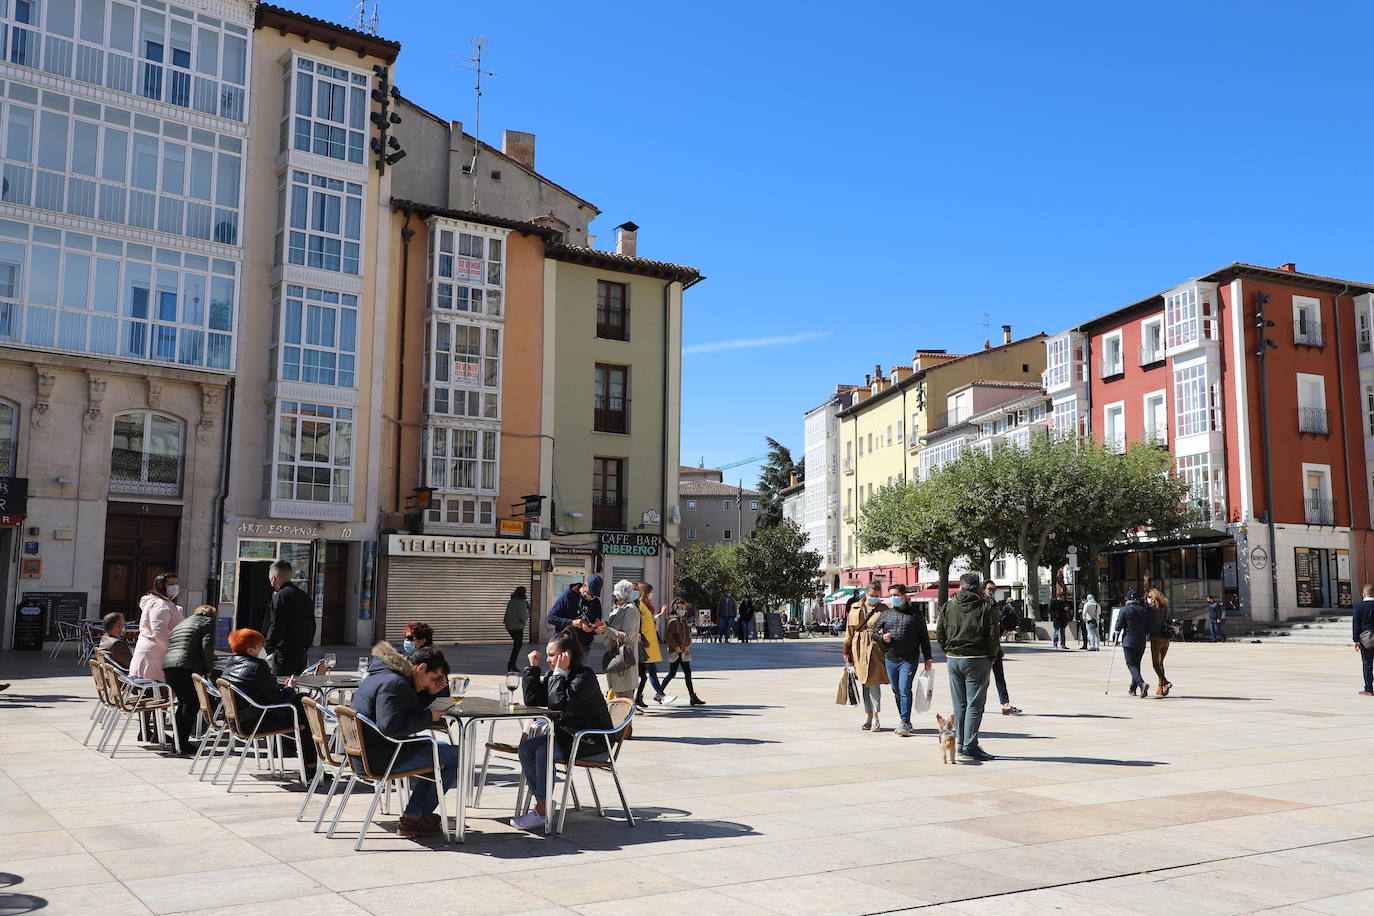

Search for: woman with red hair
xmin=219 ymin=629 xmax=316 ymax=773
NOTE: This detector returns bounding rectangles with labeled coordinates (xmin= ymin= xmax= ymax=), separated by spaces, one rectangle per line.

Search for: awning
xmin=825 ymin=586 xmax=863 ymax=605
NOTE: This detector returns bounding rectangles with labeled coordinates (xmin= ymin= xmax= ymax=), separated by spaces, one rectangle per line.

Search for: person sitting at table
xmin=512 ymin=629 xmax=615 ymax=831
xmin=163 ymin=605 xmax=220 ymax=754
xmin=97 ymin=612 xmax=134 ymax=669
xmin=402 ymin=621 xmax=435 ymax=653
xmin=351 ymin=642 xmax=458 ymax=838
xmin=220 ymin=629 xmax=316 ymax=775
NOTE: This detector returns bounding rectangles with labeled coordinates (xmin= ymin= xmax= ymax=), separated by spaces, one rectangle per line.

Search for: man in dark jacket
xmin=219 ymin=628 xmax=316 ymax=770
xmin=1353 ymin=585 xmax=1374 ymax=695
xmin=548 ymin=576 xmax=602 ymax=650
xmin=264 ymin=560 xmax=315 ymax=676
xmin=1050 ymin=598 xmax=1070 ymax=650
xmin=1116 ymin=590 xmax=1152 ymax=697
xmin=936 ymin=572 xmax=1001 ymax=762
xmin=350 ymin=642 xmax=455 ymax=837
xmin=97 ymin=611 xmax=133 ymax=668
xmin=872 ymin=583 xmax=933 ymax=737
xmin=1206 ymin=595 xmax=1226 ymax=642
xmin=717 ymin=590 xmax=738 ymax=643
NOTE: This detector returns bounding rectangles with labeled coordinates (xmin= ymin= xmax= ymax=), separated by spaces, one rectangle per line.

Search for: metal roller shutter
xmin=385 ymin=558 xmax=533 ymax=644
xmin=609 ymin=564 xmax=645 ymax=587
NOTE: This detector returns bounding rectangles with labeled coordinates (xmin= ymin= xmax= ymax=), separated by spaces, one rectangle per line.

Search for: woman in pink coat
xmin=129 ymin=572 xmax=184 ymax=682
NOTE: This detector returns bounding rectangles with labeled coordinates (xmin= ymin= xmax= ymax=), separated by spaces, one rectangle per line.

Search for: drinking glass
xmin=505 ymin=672 xmax=521 ymax=709
xmin=357 ymin=656 xmax=369 ymax=676
xmin=323 ymin=653 xmax=336 ymax=674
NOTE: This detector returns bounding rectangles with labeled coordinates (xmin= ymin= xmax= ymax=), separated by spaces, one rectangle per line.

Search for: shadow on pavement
xmin=990 ymin=755 xmax=1166 ymax=766
xmin=1032 ymin=713 xmax=1129 ymax=719
xmin=629 ymin=736 xmax=779 ymax=746
xmin=0 ymin=873 xmax=48 ymax=915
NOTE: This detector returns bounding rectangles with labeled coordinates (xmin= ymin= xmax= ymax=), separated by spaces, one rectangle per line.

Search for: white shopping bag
xmin=913 ymin=668 xmax=934 ymax=714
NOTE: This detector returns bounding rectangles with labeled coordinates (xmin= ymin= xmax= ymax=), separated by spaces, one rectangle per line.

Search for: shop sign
xmin=20 ymin=557 xmax=41 ymax=578
xmin=235 ymin=520 xmax=356 ymax=539
xmin=599 ymin=532 xmax=662 ymax=557
xmin=387 ymin=534 xmax=550 ymax=560
xmin=498 ymin=519 xmax=526 ymax=536
xmin=0 ymin=513 xmax=23 ymax=527
xmin=551 ymin=544 xmax=597 ymax=556
xmin=1294 ymin=547 xmax=1315 ymax=608
xmin=0 ymin=477 xmax=28 ymax=515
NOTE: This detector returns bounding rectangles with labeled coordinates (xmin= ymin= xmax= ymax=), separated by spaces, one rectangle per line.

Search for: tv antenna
xmin=979 ymin=312 xmax=991 ymax=349
xmin=451 ymin=36 xmax=498 ymax=210
xmin=351 ymin=1 xmax=379 ymax=36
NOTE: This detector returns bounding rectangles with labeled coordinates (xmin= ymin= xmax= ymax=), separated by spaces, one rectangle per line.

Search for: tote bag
xmin=913 ymin=667 xmax=935 ymax=714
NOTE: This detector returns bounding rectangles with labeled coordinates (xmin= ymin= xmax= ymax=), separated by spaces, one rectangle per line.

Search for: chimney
xmin=1277 ymin=262 xmax=1297 ymax=272
xmin=1002 ymin=324 xmax=1012 ymax=345
xmin=615 ymin=221 xmax=639 ymax=257
xmin=864 ymin=373 xmax=871 ymax=386
xmin=587 ymin=234 xmax=597 ymax=249
xmin=789 ymin=472 xmax=799 ymax=487
xmin=874 ymin=364 xmax=882 ymax=382
xmin=501 ymin=130 xmax=536 ymax=169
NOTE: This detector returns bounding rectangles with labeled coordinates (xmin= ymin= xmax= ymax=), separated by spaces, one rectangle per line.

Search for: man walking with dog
xmin=936 ymin=571 xmax=1001 ymax=763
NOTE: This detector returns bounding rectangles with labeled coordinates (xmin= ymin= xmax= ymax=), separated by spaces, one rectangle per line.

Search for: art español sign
xmin=387 ymin=534 xmax=551 ymax=561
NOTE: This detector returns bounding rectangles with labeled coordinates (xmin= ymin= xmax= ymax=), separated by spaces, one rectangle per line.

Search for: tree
xmin=734 ymin=518 xmax=824 ymax=612
xmin=673 ymin=542 xmax=739 ymax=610
xmin=856 ymin=473 xmax=974 ymax=609
xmin=755 ymin=437 xmax=800 ymax=530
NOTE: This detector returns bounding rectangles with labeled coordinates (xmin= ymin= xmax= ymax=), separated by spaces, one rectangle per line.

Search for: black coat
xmin=163 ymin=614 xmax=217 ymax=675
xmin=220 ymin=654 xmax=297 ymax=715
xmin=350 ymin=642 xmax=434 ymax=767
xmin=521 ymin=663 xmax=613 ymax=756
xmin=1116 ymin=601 xmax=1152 ymax=649
xmin=872 ymin=603 xmax=933 ymax=663
xmin=265 ymin=582 xmax=315 ymax=657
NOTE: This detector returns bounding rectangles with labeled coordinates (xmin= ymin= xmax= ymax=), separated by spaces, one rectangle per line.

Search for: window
xmin=1140 ymin=316 xmax=1164 ymax=365
xmin=918 ymin=438 xmax=965 ymax=479
xmin=1144 ymin=391 xmax=1167 ymax=444
xmin=109 ymin=411 xmax=182 ymax=496
xmin=1297 ymin=374 xmax=1329 ymax=434
xmin=428 ymin=225 xmax=504 ymax=316
xmin=723 ymin=499 xmax=732 ymax=511
xmin=867 ymin=433 xmax=873 ymax=451
xmin=750 ymin=500 xmax=759 ymax=511
xmin=1173 ymin=364 xmax=1215 ymax=437
xmin=886 ymin=425 xmax=893 ymax=445
xmin=425 ymin=495 xmax=494 ymax=529
xmin=426 ymin=319 xmax=501 ymax=418
xmin=897 ymin=419 xmax=904 ymax=443
xmin=273 ymin=401 xmax=352 ymax=503
xmin=596 ymin=280 xmax=628 ymax=340
xmin=993 ymin=559 xmax=1006 ymax=579
xmin=275 ymin=285 xmax=357 ymax=387
xmin=723 ymin=528 xmax=733 ymax=541
xmin=593 ymin=457 xmax=625 ymax=530
xmin=1365 ymin=383 xmax=1374 ymax=437
xmin=1045 ymin=335 xmax=1072 ymax=387
xmin=289 ymin=57 xmax=367 ymax=164
xmin=686 ymin=499 xmax=696 ymax=510
xmin=1103 ymin=402 xmax=1125 ymax=452
xmin=1051 ymin=400 xmax=1079 ymax=438
xmin=1303 ymin=464 xmax=1334 ymax=525
xmin=1100 ymin=331 xmax=1123 ymax=377
xmin=1165 ymin=285 xmax=1217 ymax=351
xmin=1293 ymin=296 xmax=1323 ymax=347
xmin=426 ymin=426 xmax=496 ymax=492
xmin=1360 ymin=302 xmax=1373 ymax=354
xmin=0 ymin=399 xmax=14 ymax=475
xmin=857 ymin=436 xmax=863 ymax=457
xmin=844 ymin=488 xmax=852 ymax=517
xmin=281 ymin=171 xmax=362 ymax=274
xmin=686 ymin=528 xmax=696 ymax=539
xmin=1177 ymin=453 xmax=1223 ymax=521
xmin=594 ymin=364 xmax=629 ymax=433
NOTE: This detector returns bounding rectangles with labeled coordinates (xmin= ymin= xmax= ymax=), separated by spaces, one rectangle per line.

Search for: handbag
xmin=602 ymin=636 xmax=635 ymax=675
xmin=836 ymin=666 xmax=859 ymax=706
xmin=913 ymin=668 xmax=934 ymax=714
xmin=1360 ymin=630 xmax=1374 ymax=650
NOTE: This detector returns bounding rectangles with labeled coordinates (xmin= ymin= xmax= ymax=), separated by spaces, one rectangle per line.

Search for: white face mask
xmin=166 ymin=584 xmax=180 ymax=599
xmin=254 ymin=646 xmax=268 ymax=659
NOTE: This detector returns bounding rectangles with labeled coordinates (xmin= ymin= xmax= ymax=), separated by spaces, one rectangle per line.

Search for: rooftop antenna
xmin=451 ymin=36 xmax=498 ymax=210
xmin=351 ymin=1 xmax=379 ymax=36
xmin=979 ymin=311 xmax=991 ymax=349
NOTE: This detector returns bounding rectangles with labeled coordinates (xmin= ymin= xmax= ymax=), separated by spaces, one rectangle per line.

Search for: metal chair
xmin=552 ymin=697 xmax=636 ymax=832
xmin=213 ymin=679 xmax=306 ymax=791
xmin=96 ymin=663 xmax=175 ymax=757
xmin=327 ymin=705 xmax=449 ymax=850
xmin=49 ymin=620 xmax=82 ymax=659
xmin=82 ymin=660 xmax=117 ymax=745
xmin=188 ymin=674 xmax=230 ymax=780
xmin=296 ymin=697 xmax=349 ymax=832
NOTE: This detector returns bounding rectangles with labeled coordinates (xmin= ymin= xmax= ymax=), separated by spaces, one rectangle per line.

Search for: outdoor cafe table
xmin=440 ymin=696 xmax=556 ymax=842
xmin=275 ymin=673 xmax=361 ymax=702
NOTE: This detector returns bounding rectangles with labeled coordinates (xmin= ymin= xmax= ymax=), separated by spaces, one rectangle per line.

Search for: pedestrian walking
xmin=1081 ymin=594 xmax=1101 ymax=650
xmin=873 ymin=583 xmax=933 ymax=737
xmin=504 ymin=587 xmax=530 ymax=673
xmin=129 ymin=572 xmax=184 ymax=682
xmin=983 ymin=581 xmax=1023 ymax=715
xmin=843 ymin=583 xmax=888 ymax=732
xmin=1206 ymin=594 xmax=1226 ymax=642
xmin=738 ymin=596 xmax=755 ymax=644
xmin=936 ymin=572 xmax=1000 ymax=762
xmin=264 ymin=560 xmax=314 ymax=677
xmin=717 ymin=590 xmax=738 ymax=643
xmin=1117 ymin=589 xmax=1152 ymax=697
xmin=1146 ymin=588 xmax=1173 ymax=696
xmin=1353 ymin=585 xmax=1374 ymax=695
xmin=1050 ymin=598 xmax=1070 ymax=649
xmin=658 ymin=598 xmax=705 ymax=705
xmin=602 ymin=580 xmax=642 ymax=701
xmin=635 ymin=583 xmax=673 ymax=707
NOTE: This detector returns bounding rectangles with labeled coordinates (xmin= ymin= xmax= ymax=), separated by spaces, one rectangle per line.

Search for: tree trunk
xmin=1086 ymin=543 xmax=1103 ymax=601
xmin=935 ymin=556 xmax=953 ymax=612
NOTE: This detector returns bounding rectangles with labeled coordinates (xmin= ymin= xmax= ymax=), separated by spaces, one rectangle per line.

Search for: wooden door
xmin=321 ymin=542 xmax=349 ymax=644
xmin=101 ymin=504 xmax=180 ymax=621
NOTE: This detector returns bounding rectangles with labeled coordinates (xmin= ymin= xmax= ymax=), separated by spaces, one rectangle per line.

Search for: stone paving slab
xmin=2 ymin=637 xmax=1373 ymax=914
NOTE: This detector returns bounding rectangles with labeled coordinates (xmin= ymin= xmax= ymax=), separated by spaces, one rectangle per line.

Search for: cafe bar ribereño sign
xmin=599 ymin=532 xmax=662 ymax=556
xmin=387 ymin=534 xmax=551 ymax=561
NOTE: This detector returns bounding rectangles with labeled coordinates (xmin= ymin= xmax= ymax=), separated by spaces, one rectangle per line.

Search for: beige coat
xmin=844 ymin=605 xmax=888 ymax=687
xmin=602 ymin=601 xmax=642 ymax=696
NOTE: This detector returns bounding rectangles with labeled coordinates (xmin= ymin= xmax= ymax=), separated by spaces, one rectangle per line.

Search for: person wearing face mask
xmin=601 ymin=580 xmax=642 ymax=701
xmin=634 ymin=583 xmax=673 ymax=708
xmin=844 ymin=583 xmax=889 ymax=732
xmin=129 ymin=571 xmax=185 ymax=683
xmin=658 ymin=599 xmax=705 ymax=705
xmin=983 ymin=581 xmax=1023 ymax=716
xmin=264 ymin=560 xmax=315 ymax=677
xmin=402 ymin=621 xmax=434 ymax=655
xmin=871 ymin=583 xmax=934 ymax=737
xmin=220 ymin=628 xmax=317 ymax=776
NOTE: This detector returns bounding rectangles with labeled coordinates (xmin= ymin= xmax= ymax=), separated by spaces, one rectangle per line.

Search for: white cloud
xmin=683 ymin=330 xmax=833 ymax=355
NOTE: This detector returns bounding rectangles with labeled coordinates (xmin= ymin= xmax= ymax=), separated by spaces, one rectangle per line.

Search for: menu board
xmin=1294 ymin=548 xmax=1315 ymax=608
xmin=1337 ymin=548 xmax=1353 ymax=607
xmin=22 ymin=591 xmax=88 ymax=638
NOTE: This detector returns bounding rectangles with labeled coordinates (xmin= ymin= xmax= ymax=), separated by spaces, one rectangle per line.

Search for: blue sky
xmin=297 ymin=0 xmax=1373 ymax=487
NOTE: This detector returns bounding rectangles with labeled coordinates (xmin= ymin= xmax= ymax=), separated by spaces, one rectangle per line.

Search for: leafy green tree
xmin=856 ymin=473 xmax=973 ymax=608
xmin=735 ymin=519 xmax=824 ymax=612
xmin=755 ymin=437 xmax=800 ymax=530
xmin=673 ymin=542 xmax=739 ymax=610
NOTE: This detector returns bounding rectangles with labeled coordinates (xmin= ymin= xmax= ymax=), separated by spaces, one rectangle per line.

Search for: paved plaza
xmin=2 ymin=636 xmax=1373 ymax=915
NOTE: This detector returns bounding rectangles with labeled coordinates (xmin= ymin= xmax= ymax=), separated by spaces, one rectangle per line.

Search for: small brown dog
xmin=936 ymin=713 xmax=957 ymax=764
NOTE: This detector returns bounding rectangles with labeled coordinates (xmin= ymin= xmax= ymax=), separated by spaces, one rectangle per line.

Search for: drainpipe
xmin=210 ymin=377 xmax=236 ymax=610
xmin=661 ymin=281 xmax=671 ymax=593
xmin=1256 ymin=290 xmax=1281 ymax=622
xmin=394 ymin=209 xmax=415 ymax=512
xmin=1332 ymin=284 xmax=1354 ymax=530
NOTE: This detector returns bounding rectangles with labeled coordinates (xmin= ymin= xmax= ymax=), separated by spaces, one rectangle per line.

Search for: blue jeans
xmin=719 ymin=616 xmax=735 ymax=640
xmin=390 ymin=741 xmax=459 ymax=820
xmin=1053 ymin=626 xmax=1067 ymax=648
xmin=1208 ymin=620 xmax=1223 ymax=642
xmin=947 ymin=656 xmax=992 ymax=750
xmin=884 ymin=658 xmax=916 ymax=724
xmin=1124 ymin=644 xmax=1147 ymax=690
xmin=1087 ymin=622 xmax=1100 ymax=650
xmin=518 ymin=733 xmax=610 ymax=802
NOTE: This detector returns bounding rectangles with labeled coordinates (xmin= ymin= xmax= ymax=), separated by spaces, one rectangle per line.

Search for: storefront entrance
xmin=101 ymin=503 xmax=180 ymax=621
xmin=1098 ymin=541 xmax=1237 ymax=618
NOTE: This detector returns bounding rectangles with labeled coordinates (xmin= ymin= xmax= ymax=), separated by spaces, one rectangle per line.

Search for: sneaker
xmin=658 ymin=694 xmax=678 ymax=705
xmin=511 ymin=811 xmax=546 ymax=831
xmin=860 ymin=719 xmax=872 ymax=731
xmin=871 ymin=718 xmax=882 ymax=733
xmin=895 ymin=721 xmax=913 ymax=737
xmin=396 ymin=813 xmax=442 ymax=837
